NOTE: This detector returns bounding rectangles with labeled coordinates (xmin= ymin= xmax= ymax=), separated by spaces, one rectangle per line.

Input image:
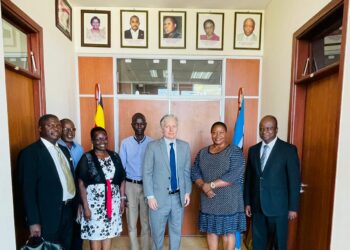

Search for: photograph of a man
xmin=234 ymin=12 xmax=262 ymax=50
xmin=124 ymin=15 xmax=144 ymax=40
xmin=237 ymin=18 xmax=257 ymax=42
xmin=121 ymin=10 xmax=148 ymax=48
xmin=163 ymin=16 xmax=181 ymax=39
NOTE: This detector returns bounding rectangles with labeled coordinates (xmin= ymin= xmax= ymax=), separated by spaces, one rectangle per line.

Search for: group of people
xmin=19 ymin=113 xmax=300 ymax=250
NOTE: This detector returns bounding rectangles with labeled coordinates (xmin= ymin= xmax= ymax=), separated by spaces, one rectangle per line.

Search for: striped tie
xmin=260 ymin=145 xmax=269 ymax=171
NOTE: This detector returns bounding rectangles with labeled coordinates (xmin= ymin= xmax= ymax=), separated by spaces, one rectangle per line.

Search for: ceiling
xmin=69 ymin=0 xmax=271 ymax=10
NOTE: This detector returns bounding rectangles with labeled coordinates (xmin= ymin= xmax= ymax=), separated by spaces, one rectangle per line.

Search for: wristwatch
xmin=210 ymin=181 xmax=216 ymax=189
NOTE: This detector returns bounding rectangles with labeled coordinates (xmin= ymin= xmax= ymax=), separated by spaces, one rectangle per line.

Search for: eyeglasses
xmin=259 ymin=127 xmax=276 ymax=132
xmin=62 ymin=128 xmax=76 ymax=133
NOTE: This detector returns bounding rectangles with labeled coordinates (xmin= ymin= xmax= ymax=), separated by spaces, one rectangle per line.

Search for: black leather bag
xmin=19 ymin=237 xmax=63 ymax=250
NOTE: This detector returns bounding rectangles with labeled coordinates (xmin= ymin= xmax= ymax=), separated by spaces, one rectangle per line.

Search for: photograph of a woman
xmin=197 ymin=13 xmax=224 ymax=50
xmin=81 ymin=10 xmax=111 ymax=47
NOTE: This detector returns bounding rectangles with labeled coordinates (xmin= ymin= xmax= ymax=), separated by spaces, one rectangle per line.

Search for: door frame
xmin=1 ymin=0 xmax=46 ymax=120
xmin=288 ymin=0 xmax=348 ymax=249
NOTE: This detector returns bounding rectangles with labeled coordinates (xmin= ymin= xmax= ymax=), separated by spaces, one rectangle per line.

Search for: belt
xmin=63 ymin=199 xmax=73 ymax=206
xmin=169 ymin=189 xmax=180 ymax=195
xmin=126 ymin=177 xmax=143 ymax=184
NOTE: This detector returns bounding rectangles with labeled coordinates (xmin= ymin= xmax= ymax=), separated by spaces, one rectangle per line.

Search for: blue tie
xmin=170 ymin=143 xmax=177 ymax=191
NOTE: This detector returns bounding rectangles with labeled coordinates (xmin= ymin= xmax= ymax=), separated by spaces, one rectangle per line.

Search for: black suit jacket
xmin=244 ymin=138 xmax=301 ymax=216
xmin=18 ymin=140 xmax=74 ymax=234
xmin=124 ymin=29 xmax=144 ymax=39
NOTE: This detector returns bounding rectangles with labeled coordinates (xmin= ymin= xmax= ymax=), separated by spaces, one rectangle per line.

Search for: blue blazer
xmin=244 ymin=138 xmax=301 ymax=216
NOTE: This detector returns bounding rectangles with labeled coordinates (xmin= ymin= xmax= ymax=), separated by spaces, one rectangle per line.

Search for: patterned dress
xmin=191 ymin=145 xmax=246 ymax=235
xmin=81 ymin=156 xmax=123 ymax=240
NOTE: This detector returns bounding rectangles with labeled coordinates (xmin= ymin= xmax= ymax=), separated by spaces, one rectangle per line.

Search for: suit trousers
xmin=252 ymin=211 xmax=288 ymax=250
xmin=126 ymin=181 xmax=150 ymax=250
xmin=149 ymin=193 xmax=183 ymax=250
xmin=42 ymin=201 xmax=73 ymax=250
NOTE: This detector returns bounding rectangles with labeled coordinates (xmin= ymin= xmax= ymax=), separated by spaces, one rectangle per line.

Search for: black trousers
xmin=41 ymin=202 xmax=73 ymax=250
xmin=252 ymin=211 xmax=288 ymax=250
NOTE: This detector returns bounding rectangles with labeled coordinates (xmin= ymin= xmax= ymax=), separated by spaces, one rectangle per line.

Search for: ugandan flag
xmin=94 ymin=83 xmax=105 ymax=128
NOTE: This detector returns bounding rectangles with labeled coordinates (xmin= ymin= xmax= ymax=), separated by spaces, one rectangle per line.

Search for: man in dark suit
xmin=244 ymin=115 xmax=301 ymax=250
xmin=19 ymin=114 xmax=75 ymax=250
xmin=143 ymin=114 xmax=192 ymax=250
xmin=124 ymin=15 xmax=145 ymax=39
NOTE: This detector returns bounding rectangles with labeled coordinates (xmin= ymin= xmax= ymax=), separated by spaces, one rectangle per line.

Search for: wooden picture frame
xmin=196 ymin=12 xmax=224 ymax=50
xmin=234 ymin=12 xmax=262 ymax=50
xmin=120 ymin=10 xmax=148 ymax=48
xmin=55 ymin=0 xmax=72 ymax=40
xmin=159 ymin=11 xmax=186 ymax=49
xmin=81 ymin=10 xmax=111 ymax=47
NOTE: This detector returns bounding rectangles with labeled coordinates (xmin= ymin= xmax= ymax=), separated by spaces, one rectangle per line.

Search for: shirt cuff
xmin=147 ymin=195 xmax=155 ymax=200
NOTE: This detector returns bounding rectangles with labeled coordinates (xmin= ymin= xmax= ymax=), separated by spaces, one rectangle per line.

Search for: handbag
xmin=19 ymin=237 xmax=63 ymax=250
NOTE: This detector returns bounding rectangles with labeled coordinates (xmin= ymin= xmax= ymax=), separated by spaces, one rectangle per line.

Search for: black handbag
xmin=19 ymin=237 xmax=63 ymax=250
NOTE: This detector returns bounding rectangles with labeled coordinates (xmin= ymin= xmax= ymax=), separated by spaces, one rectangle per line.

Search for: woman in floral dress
xmin=77 ymin=127 xmax=126 ymax=250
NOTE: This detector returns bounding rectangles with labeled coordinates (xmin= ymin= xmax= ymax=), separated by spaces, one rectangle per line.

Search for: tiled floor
xmin=83 ymin=236 xmax=248 ymax=250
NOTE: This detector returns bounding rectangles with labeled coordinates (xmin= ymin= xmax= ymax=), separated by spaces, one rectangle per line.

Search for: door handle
xmin=300 ymin=183 xmax=308 ymax=193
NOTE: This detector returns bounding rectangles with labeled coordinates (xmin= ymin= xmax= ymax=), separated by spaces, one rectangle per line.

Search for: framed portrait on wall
xmin=196 ymin=12 xmax=224 ymax=50
xmin=55 ymin=0 xmax=72 ymax=40
xmin=120 ymin=10 xmax=148 ymax=48
xmin=159 ymin=11 xmax=186 ymax=49
xmin=81 ymin=10 xmax=111 ymax=47
xmin=234 ymin=12 xmax=262 ymax=50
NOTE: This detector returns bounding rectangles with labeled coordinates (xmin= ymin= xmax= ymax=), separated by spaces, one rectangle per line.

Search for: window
xmin=117 ymin=58 xmax=223 ymax=96
xmin=172 ymin=59 xmax=222 ymax=96
xmin=2 ymin=19 xmax=28 ymax=70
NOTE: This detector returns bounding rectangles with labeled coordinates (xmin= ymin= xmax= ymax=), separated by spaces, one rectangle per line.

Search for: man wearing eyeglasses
xmin=58 ymin=119 xmax=84 ymax=170
xmin=58 ymin=118 xmax=84 ymax=250
xmin=244 ymin=115 xmax=301 ymax=250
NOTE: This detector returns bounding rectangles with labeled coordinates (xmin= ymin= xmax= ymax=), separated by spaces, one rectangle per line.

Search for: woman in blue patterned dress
xmin=77 ymin=127 xmax=126 ymax=250
xmin=191 ymin=121 xmax=246 ymax=250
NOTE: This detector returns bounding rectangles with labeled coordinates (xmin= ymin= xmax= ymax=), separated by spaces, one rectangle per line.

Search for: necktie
xmin=169 ymin=143 xmax=177 ymax=191
xmin=260 ymin=145 xmax=269 ymax=171
xmin=55 ymin=146 xmax=76 ymax=195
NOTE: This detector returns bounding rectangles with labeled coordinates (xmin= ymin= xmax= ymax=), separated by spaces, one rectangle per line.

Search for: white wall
xmin=74 ymin=7 xmax=264 ymax=57
xmin=0 ymin=4 xmax=16 ymax=249
xmin=262 ymin=0 xmax=331 ymax=139
xmin=12 ymin=0 xmax=77 ymax=121
xmin=331 ymin=2 xmax=350 ymax=248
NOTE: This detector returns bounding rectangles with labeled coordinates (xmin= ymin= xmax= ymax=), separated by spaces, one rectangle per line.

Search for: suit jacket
xmin=124 ymin=29 xmax=144 ymax=39
xmin=244 ymin=138 xmax=301 ymax=216
xmin=143 ymin=138 xmax=192 ymax=207
xmin=18 ymin=140 xmax=74 ymax=234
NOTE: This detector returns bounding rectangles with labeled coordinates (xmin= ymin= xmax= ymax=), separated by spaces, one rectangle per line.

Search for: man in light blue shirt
xmin=58 ymin=119 xmax=84 ymax=170
xmin=58 ymin=118 xmax=84 ymax=250
xmin=120 ymin=113 xmax=152 ymax=250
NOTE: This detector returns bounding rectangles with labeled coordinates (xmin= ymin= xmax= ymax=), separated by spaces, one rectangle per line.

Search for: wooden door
xmin=294 ymin=73 xmax=340 ymax=249
xmin=5 ymin=69 xmax=37 ymax=246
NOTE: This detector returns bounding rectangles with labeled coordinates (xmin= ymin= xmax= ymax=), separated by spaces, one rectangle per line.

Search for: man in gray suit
xmin=143 ymin=114 xmax=192 ymax=250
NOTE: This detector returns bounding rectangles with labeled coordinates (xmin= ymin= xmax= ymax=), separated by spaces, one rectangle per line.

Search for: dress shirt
xmin=41 ymin=138 xmax=75 ymax=200
xmin=260 ymin=136 xmax=278 ymax=167
xmin=130 ymin=29 xmax=140 ymax=39
xmin=58 ymin=139 xmax=84 ymax=169
xmin=119 ymin=135 xmax=153 ymax=180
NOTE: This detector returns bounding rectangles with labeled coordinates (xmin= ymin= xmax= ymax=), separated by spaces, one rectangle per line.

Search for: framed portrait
xmin=55 ymin=0 xmax=72 ymax=40
xmin=196 ymin=12 xmax=224 ymax=50
xmin=234 ymin=12 xmax=262 ymax=50
xmin=81 ymin=10 xmax=111 ymax=47
xmin=120 ymin=10 xmax=148 ymax=48
xmin=159 ymin=11 xmax=186 ymax=49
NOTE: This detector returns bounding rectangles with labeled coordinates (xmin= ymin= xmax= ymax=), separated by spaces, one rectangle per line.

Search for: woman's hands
xmin=202 ymin=182 xmax=216 ymax=198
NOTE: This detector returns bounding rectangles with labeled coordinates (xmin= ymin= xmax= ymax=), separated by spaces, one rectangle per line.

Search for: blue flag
xmin=233 ymin=98 xmax=244 ymax=149
xmin=232 ymin=93 xmax=244 ymax=250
